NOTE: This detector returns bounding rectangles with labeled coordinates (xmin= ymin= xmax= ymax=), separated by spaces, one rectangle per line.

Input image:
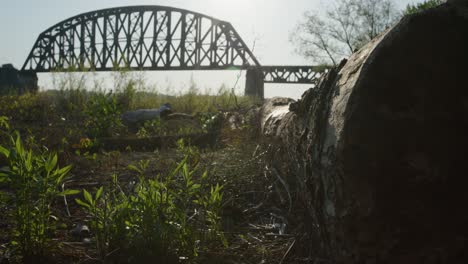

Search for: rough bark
xmin=264 ymin=3 xmax=468 ymax=263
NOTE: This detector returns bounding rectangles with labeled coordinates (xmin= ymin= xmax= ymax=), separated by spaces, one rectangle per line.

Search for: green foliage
xmin=54 ymin=87 xmax=88 ymax=117
xmin=0 ymin=72 xmax=256 ymax=155
xmin=131 ymin=86 xmax=255 ymax=114
xmin=76 ymin=155 xmax=225 ymax=263
xmin=0 ymin=116 xmax=9 ymax=130
xmin=0 ymin=122 xmax=76 ymax=261
xmin=136 ymin=112 xmax=224 ymax=138
xmin=84 ymin=91 xmax=124 ymax=138
xmin=75 ymin=186 xmax=116 ymax=260
xmin=196 ymin=112 xmax=224 ymax=133
xmin=0 ymin=93 xmax=53 ymax=123
xmin=115 ymin=79 xmax=137 ymax=111
xmin=404 ymin=0 xmax=443 ymax=15
xmin=136 ymin=118 xmax=167 ymax=138
xmin=75 ymin=174 xmax=137 ymax=261
xmin=176 ymin=139 xmax=201 ymax=167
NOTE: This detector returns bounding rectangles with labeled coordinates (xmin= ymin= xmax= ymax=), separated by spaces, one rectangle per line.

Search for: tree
xmin=404 ymin=0 xmax=444 ymax=15
xmin=290 ymin=0 xmax=399 ymax=66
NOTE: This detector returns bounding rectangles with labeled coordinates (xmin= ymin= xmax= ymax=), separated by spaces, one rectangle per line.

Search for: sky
xmin=0 ymin=0 xmax=420 ymax=98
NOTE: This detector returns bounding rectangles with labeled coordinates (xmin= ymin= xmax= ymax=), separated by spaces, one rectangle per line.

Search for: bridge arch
xmin=22 ymin=5 xmax=260 ymax=72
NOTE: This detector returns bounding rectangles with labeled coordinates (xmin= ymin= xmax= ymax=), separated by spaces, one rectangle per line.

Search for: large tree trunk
xmin=264 ymin=3 xmax=468 ymax=263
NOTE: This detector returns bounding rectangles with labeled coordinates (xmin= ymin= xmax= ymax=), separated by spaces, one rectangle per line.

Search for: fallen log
xmin=262 ymin=2 xmax=468 ymax=263
xmin=98 ymin=132 xmax=220 ymax=151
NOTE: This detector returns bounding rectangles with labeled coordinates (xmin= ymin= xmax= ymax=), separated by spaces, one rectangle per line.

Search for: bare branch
xmin=291 ymin=0 xmax=400 ymax=64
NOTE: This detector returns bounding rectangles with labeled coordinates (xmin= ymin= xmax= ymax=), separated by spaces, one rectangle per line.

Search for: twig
xmin=105 ymin=247 xmax=120 ymax=258
xmin=247 ymin=233 xmax=263 ymax=243
xmin=62 ymin=241 xmax=87 ymax=249
xmin=252 ymin=144 xmax=260 ymax=158
xmin=265 ymin=233 xmax=295 ymax=237
xmin=279 ymin=239 xmax=296 ymax=264
xmin=62 ymin=182 xmax=71 ymax=217
xmin=269 ymin=166 xmax=293 ymax=213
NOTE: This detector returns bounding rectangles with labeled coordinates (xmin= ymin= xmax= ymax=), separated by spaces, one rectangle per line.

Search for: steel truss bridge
xmin=21 ymin=6 xmax=326 ymax=97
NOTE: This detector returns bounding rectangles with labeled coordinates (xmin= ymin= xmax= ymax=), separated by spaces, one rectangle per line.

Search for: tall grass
xmin=0 ymin=72 xmax=257 ymax=123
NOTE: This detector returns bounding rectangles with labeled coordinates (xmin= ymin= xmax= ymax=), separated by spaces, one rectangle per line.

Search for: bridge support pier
xmin=245 ymin=68 xmax=264 ymax=98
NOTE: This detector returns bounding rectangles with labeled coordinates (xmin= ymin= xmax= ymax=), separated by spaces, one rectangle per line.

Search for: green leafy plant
xmin=0 ymin=122 xmax=77 ymax=262
xmin=75 ymin=185 xmax=128 ymax=260
xmin=76 ymin=155 xmax=225 ymax=263
xmin=176 ymin=139 xmax=201 ymax=167
xmin=0 ymin=93 xmax=53 ymax=124
xmin=196 ymin=112 xmax=223 ymax=133
xmin=84 ymin=91 xmax=124 ymax=138
xmin=0 ymin=116 xmax=9 ymax=130
xmin=136 ymin=118 xmax=167 ymax=138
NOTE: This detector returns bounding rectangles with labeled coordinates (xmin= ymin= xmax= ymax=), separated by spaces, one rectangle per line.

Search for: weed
xmin=176 ymin=139 xmax=201 ymax=167
xmin=0 ymin=120 xmax=77 ymax=262
xmin=84 ymin=91 xmax=124 ymax=138
xmin=76 ymin=154 xmax=225 ymax=263
xmin=136 ymin=118 xmax=167 ymax=138
xmin=196 ymin=112 xmax=224 ymax=133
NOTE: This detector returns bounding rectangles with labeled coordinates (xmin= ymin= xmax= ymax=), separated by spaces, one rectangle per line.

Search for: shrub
xmin=0 ymin=93 xmax=54 ymax=123
xmin=84 ymin=91 xmax=124 ymax=138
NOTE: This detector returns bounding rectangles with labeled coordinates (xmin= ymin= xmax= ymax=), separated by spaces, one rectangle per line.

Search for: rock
xmin=262 ymin=2 xmax=468 ymax=263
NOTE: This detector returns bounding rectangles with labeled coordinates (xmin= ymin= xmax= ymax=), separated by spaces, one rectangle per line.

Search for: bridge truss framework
xmin=21 ymin=6 xmax=327 ymax=97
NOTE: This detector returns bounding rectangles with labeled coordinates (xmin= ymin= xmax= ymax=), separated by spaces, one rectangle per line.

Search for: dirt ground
xmin=0 ymin=118 xmax=302 ymax=264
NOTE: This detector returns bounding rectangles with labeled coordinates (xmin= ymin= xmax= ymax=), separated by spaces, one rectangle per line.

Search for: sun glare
xmin=207 ymin=0 xmax=251 ymax=19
